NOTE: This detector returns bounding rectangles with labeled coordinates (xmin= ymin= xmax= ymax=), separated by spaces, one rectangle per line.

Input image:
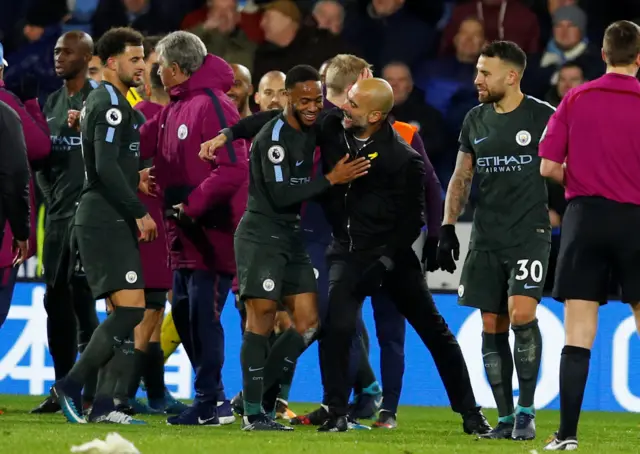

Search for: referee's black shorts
xmin=553 ymin=196 xmax=640 ymax=305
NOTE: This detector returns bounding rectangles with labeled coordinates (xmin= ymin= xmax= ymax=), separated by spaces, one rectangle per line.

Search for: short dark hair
xmin=603 ymin=20 xmax=640 ymax=67
xmin=96 ymin=27 xmax=144 ymax=65
xmin=559 ymin=61 xmax=585 ymax=74
xmin=285 ymin=65 xmax=320 ymax=90
xmin=143 ymin=35 xmax=163 ymax=61
xmin=149 ymin=62 xmax=163 ymax=90
xmin=480 ymin=40 xmax=527 ymax=71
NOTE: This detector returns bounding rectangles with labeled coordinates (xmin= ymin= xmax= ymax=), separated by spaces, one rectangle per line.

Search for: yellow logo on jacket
xmin=367 ymin=152 xmax=378 ymax=160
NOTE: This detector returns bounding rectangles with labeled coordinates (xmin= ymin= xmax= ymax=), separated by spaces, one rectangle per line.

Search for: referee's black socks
xmin=241 ymin=332 xmax=270 ymax=418
xmin=512 ymin=319 xmax=542 ymax=412
xmin=144 ymin=342 xmax=166 ymax=405
xmin=558 ymin=345 xmax=591 ymax=439
xmin=481 ymin=332 xmax=514 ymax=421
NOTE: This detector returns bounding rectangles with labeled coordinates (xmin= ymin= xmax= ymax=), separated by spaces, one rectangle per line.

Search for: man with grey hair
xmin=139 ymin=30 xmax=249 ymax=426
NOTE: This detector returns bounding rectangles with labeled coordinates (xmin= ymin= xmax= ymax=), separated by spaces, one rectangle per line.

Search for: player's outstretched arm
xmin=443 ymin=151 xmax=474 ymax=225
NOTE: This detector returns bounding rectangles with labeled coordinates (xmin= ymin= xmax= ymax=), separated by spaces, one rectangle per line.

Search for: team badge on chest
xmin=268 ymin=145 xmax=285 ymax=164
xmin=177 ymin=124 xmax=189 ymax=140
xmin=515 ymin=130 xmax=532 ymax=146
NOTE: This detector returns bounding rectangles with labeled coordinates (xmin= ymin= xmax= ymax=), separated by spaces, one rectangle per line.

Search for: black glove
xmin=354 ymin=257 xmax=393 ymax=296
xmin=436 ymin=224 xmax=460 ymax=273
xmin=164 ymin=207 xmax=194 ymax=227
xmin=422 ymin=236 xmax=439 ymax=272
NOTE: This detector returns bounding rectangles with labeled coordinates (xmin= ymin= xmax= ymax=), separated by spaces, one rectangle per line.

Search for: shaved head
xmin=227 ymin=63 xmax=253 ymax=116
xmin=231 ymin=63 xmax=251 ymax=86
xmin=63 ymin=31 xmax=94 ymax=55
xmin=258 ymin=70 xmax=286 ymax=92
xmin=342 ymin=78 xmax=394 ymax=136
xmin=255 ymin=70 xmax=287 ymax=112
xmin=55 ymin=31 xmax=94 ymax=80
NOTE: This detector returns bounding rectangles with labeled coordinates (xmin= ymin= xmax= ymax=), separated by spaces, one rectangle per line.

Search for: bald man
xmin=204 ymin=77 xmax=492 ymax=433
xmin=254 ymin=71 xmax=287 ymax=112
xmin=227 ymin=64 xmax=253 ymax=118
xmin=32 ymin=30 xmax=100 ymax=414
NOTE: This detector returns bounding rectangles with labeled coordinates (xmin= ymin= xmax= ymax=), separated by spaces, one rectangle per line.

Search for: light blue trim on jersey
xmin=105 ymin=84 xmax=119 ymax=105
xmin=274 ymin=165 xmax=283 ymax=182
xmin=526 ymin=95 xmax=556 ymax=111
xmin=105 ymin=127 xmax=115 ymax=143
xmin=272 ymin=119 xmax=284 ymax=141
xmin=89 ymin=79 xmax=99 ymax=89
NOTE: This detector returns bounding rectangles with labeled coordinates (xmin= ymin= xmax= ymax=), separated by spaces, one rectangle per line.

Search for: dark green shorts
xmin=145 ymin=289 xmax=167 ymax=310
xmin=234 ymin=236 xmax=317 ymax=302
xmin=458 ymin=238 xmax=551 ymax=314
xmin=75 ymin=224 xmax=145 ymax=300
xmin=42 ymin=217 xmax=75 ymax=287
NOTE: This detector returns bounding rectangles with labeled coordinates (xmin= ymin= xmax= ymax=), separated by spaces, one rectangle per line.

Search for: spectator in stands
xmin=190 ymin=0 xmax=257 ymax=73
xmin=545 ymin=61 xmax=585 ymax=106
xmin=252 ymin=0 xmax=349 ymax=90
xmin=440 ymin=0 xmax=540 ymax=56
xmin=533 ymin=5 xmax=603 ymax=95
xmin=91 ymin=0 xmax=177 ymax=40
xmin=181 ymin=0 xmax=265 ymax=44
xmin=343 ymin=0 xmax=435 ymax=72
xmin=382 ymin=61 xmax=446 ymax=161
xmin=312 ymin=0 xmax=345 ymax=36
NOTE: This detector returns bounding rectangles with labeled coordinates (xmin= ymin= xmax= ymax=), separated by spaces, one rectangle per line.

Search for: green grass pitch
xmin=1 ymin=395 xmax=637 ymax=453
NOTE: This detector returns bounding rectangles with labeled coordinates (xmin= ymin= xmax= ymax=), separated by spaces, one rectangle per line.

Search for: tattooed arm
xmin=443 ymin=151 xmax=474 ymax=225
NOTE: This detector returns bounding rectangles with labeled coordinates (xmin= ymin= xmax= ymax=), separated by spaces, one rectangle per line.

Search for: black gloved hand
xmin=436 ymin=224 xmax=460 ymax=273
xmin=422 ymin=236 xmax=440 ymax=272
xmin=355 ymin=257 xmax=393 ymax=296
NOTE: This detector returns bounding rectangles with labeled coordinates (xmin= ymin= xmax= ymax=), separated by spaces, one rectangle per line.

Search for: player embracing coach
xmin=139 ymin=31 xmax=249 ymax=426
xmin=539 ymin=20 xmax=640 ymax=452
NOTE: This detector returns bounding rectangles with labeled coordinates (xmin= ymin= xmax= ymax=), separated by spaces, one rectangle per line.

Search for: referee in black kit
xmin=318 ymin=78 xmax=490 ymax=434
xmin=539 ymin=21 xmax=640 ymax=451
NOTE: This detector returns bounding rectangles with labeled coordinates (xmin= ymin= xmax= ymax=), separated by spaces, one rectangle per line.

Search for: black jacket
xmin=0 ymin=100 xmax=30 ymax=243
xmin=226 ymin=108 xmax=426 ymax=262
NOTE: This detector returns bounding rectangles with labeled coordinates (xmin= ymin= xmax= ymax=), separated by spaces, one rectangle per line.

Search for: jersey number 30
xmin=515 ymin=259 xmax=543 ymax=283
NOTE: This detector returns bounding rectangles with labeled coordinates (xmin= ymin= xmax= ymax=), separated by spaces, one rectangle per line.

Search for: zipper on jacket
xmin=342 ymin=131 xmax=373 ymax=252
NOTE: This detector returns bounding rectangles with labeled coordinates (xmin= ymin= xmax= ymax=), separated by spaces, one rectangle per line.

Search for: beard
xmin=120 ymin=70 xmax=143 ymax=89
xmin=478 ymin=89 xmax=505 ymax=104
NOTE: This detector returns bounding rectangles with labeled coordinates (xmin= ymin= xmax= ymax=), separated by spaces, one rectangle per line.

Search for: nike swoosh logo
xmin=248 ymin=366 xmax=264 ymax=372
xmin=46 ymin=117 xmax=56 ymax=122
xmin=524 ymin=284 xmax=539 ymax=289
xmin=284 ymin=357 xmax=294 ymax=364
xmin=133 ymin=124 xmax=139 ymax=129
xmin=198 ymin=416 xmax=217 ymax=424
xmin=295 ymin=160 xmax=304 ymax=166
xmin=517 ymin=346 xmax=535 ymax=353
xmin=474 ymin=137 xmax=488 ymax=144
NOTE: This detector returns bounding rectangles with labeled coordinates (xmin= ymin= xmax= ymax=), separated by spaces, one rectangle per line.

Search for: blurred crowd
xmin=1 ymin=0 xmax=639 ymax=204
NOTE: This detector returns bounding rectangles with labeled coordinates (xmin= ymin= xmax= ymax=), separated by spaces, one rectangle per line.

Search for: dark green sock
xmin=127 ymin=348 xmax=147 ymax=399
xmin=263 ymin=328 xmax=306 ymax=392
xmin=78 ymin=343 xmax=97 ymax=404
xmin=482 ymin=332 xmax=515 ymax=419
xmin=241 ymin=332 xmax=270 ymax=416
xmin=143 ymin=342 xmax=166 ymax=401
xmin=512 ymin=319 xmax=542 ymax=410
xmin=67 ymin=307 xmax=144 ymax=385
xmin=95 ymin=356 xmax=118 ymax=399
xmin=278 ymin=361 xmax=296 ymax=401
xmin=113 ymin=338 xmax=136 ymax=404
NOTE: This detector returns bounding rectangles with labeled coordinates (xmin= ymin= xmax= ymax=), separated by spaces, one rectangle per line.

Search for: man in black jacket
xmin=201 ymin=78 xmax=491 ymax=435
xmin=0 ymin=100 xmax=30 ymax=330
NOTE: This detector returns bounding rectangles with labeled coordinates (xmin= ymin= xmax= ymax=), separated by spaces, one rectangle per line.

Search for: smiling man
xmin=232 ymin=64 xmax=370 ymax=431
xmin=437 ymin=41 xmax=556 ymax=441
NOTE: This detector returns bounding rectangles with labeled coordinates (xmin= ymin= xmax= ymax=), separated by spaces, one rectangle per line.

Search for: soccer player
xmin=254 ymin=71 xmax=287 ymax=112
xmin=88 ymin=55 xmax=102 ymax=83
xmin=437 ymin=41 xmax=555 ymax=441
xmin=539 ymin=21 xmax=640 ymax=451
xmin=234 ymin=65 xmax=370 ymax=431
xmin=227 ymin=63 xmax=253 ymax=118
xmin=31 ymin=31 xmax=101 ymax=415
xmin=50 ymin=26 xmax=157 ymax=425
